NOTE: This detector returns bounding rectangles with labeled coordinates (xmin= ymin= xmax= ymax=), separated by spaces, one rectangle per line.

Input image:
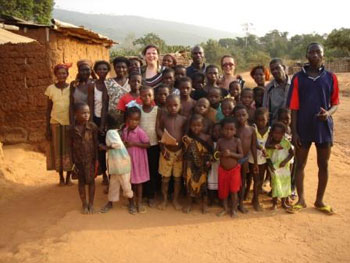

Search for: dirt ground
xmin=0 ymin=74 xmax=350 ymax=263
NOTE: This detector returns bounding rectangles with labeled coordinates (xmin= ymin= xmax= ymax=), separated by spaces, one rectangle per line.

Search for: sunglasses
xmin=222 ymin=63 xmax=235 ymax=67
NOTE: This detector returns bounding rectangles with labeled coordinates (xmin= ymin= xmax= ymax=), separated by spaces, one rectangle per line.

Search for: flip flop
xmin=286 ymin=204 xmax=305 ymax=214
xmin=315 ymin=205 xmax=335 ymax=215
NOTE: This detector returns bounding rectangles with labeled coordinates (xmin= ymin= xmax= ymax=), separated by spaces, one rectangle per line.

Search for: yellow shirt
xmin=44 ymin=84 xmax=70 ymax=125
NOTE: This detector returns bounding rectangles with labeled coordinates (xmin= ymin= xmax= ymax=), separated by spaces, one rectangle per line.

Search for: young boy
xmin=191 ymin=72 xmax=206 ymax=100
xmin=207 ymin=87 xmax=223 ymax=123
xmin=233 ymin=104 xmax=258 ymax=213
xmin=216 ymin=117 xmax=243 ymax=217
xmin=174 ymin=65 xmax=187 ymax=80
xmin=240 ymin=88 xmax=256 ymax=125
xmin=156 ymin=94 xmax=187 ymax=210
xmin=204 ymin=65 xmax=229 ymax=97
xmin=178 ymin=77 xmax=196 ymax=118
xmin=162 ymin=68 xmax=179 ymax=96
xmin=228 ymin=80 xmax=241 ymax=104
xmin=253 ymin=86 xmax=265 ymax=108
xmin=193 ymin=98 xmax=213 ymax=135
xmin=71 ymin=103 xmax=98 ymax=214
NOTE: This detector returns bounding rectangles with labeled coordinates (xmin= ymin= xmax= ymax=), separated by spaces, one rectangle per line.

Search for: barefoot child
xmin=240 ymin=88 xmax=256 ymax=125
xmin=45 ymin=63 xmax=73 ymax=186
xmin=265 ymin=122 xmax=294 ymax=210
xmin=208 ymin=123 xmax=221 ymax=205
xmin=71 ymin=103 xmax=98 ymax=214
xmin=122 ymin=106 xmax=150 ymax=213
xmin=234 ymin=104 xmax=258 ymax=213
xmin=100 ymin=111 xmax=135 ymax=214
xmin=178 ymin=77 xmax=196 ymax=118
xmin=207 ymin=87 xmax=223 ymax=123
xmin=156 ymin=94 xmax=187 ymax=210
xmin=215 ymin=117 xmax=243 ymax=217
xmin=193 ymin=98 xmax=213 ymax=135
xmin=182 ymin=114 xmax=213 ymax=213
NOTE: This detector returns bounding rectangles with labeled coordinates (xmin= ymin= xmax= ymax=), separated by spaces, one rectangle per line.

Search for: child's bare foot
xmin=148 ymin=198 xmax=156 ymax=208
xmin=271 ymin=204 xmax=278 ymax=210
xmin=59 ymin=180 xmax=65 ymax=186
xmin=182 ymin=205 xmax=191 ymax=214
xmin=137 ymin=204 xmax=146 ymax=214
xmin=172 ymin=200 xmax=182 ymax=210
xmin=253 ymin=201 xmax=263 ymax=212
xmin=128 ymin=204 xmax=137 ymax=215
xmin=88 ymin=204 xmax=94 ymax=214
xmin=65 ymin=180 xmax=73 ymax=186
xmin=231 ymin=209 xmax=238 ymax=218
xmin=282 ymin=199 xmax=291 ymax=209
xmin=81 ymin=204 xmax=89 ymax=214
xmin=238 ymin=204 xmax=249 ymax=214
xmin=216 ymin=209 xmax=227 ymax=217
xmin=158 ymin=200 xmax=167 ymax=210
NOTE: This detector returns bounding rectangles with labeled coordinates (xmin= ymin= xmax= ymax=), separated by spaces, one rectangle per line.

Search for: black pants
xmin=144 ymin=145 xmax=161 ymax=199
xmin=93 ymin=116 xmax=107 ymax=174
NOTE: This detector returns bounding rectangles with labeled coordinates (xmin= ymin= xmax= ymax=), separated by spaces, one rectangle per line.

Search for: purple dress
xmin=122 ymin=126 xmax=150 ymax=184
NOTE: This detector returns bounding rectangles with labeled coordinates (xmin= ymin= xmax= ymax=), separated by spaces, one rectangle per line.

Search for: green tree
xmin=32 ymin=0 xmax=54 ymax=24
xmin=288 ymin=33 xmax=325 ymax=60
xmin=326 ymin=28 xmax=350 ymax=57
xmin=260 ymin=30 xmax=289 ymax=58
xmin=133 ymin=33 xmax=167 ymax=53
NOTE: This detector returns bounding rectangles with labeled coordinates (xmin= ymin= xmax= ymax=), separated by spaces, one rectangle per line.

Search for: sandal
xmin=286 ymin=204 xmax=306 ymax=214
xmin=128 ymin=204 xmax=137 ymax=215
xmin=314 ymin=205 xmax=334 ymax=215
xmin=137 ymin=205 xmax=146 ymax=214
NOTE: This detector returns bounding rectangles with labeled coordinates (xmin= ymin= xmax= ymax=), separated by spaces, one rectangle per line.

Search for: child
xmin=191 ymin=72 xmax=206 ymax=100
xmin=156 ymin=94 xmax=187 ymax=210
xmin=129 ymin=57 xmax=142 ymax=74
xmin=178 ymin=77 xmax=196 ymax=118
xmin=117 ymin=72 xmax=142 ymax=112
xmin=234 ymin=104 xmax=258 ymax=213
xmin=248 ymin=107 xmax=270 ymax=211
xmin=253 ymin=87 xmax=265 ymax=108
xmin=221 ymin=98 xmax=235 ymax=119
xmin=182 ymin=114 xmax=213 ymax=213
xmin=265 ymin=122 xmax=294 ymax=210
xmin=205 ymin=65 xmax=229 ymax=97
xmin=71 ymin=103 xmax=98 ymax=214
xmin=215 ymin=117 xmax=243 ymax=217
xmin=240 ymin=88 xmax=256 ymax=124
xmin=208 ymin=123 xmax=221 ymax=205
xmin=162 ymin=67 xmax=179 ymax=95
xmin=193 ymin=98 xmax=213 ymax=135
xmin=122 ymin=106 xmax=150 ymax=213
xmin=139 ymin=87 xmax=161 ymax=207
xmin=207 ymin=87 xmax=223 ymax=123
xmin=228 ymin=80 xmax=241 ymax=105
xmin=100 ymin=111 xmax=135 ymax=214
xmin=155 ymin=85 xmax=170 ymax=112
xmin=174 ymin=65 xmax=187 ymax=80
xmin=46 ymin=63 xmax=73 ymax=186
xmin=162 ymin=54 xmax=177 ymax=68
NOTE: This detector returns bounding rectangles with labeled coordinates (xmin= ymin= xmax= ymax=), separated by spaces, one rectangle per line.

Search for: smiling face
xmin=221 ymin=57 xmax=235 ymax=75
xmin=253 ymin=68 xmax=265 ymax=86
xmin=145 ymin=47 xmax=159 ymax=65
xmin=191 ymin=46 xmax=204 ymax=65
xmin=140 ymin=88 xmax=154 ymax=106
xmin=114 ymin=62 xmax=128 ymax=78
xmin=162 ymin=55 xmax=175 ymax=68
xmin=78 ymin=64 xmax=91 ymax=81
xmin=221 ymin=100 xmax=234 ymax=117
xmin=95 ymin=63 xmax=109 ymax=80
xmin=55 ymin=68 xmax=68 ymax=82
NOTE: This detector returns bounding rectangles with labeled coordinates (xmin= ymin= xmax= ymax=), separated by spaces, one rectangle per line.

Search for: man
xmin=263 ymin=58 xmax=291 ymax=124
xmin=186 ymin=45 xmax=206 ymax=80
xmin=287 ymin=43 xmax=339 ymax=215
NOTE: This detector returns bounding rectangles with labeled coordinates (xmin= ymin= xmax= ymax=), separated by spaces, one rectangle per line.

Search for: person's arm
xmin=88 ymin=81 xmax=95 ymax=121
xmin=100 ymin=84 xmax=108 ymax=132
xmin=250 ymin=128 xmax=258 ymax=174
xmin=126 ymin=141 xmax=150 ymax=148
xmin=46 ymin=98 xmax=53 ymax=140
xmin=291 ymin=110 xmax=301 ymax=148
xmin=226 ymin=138 xmax=244 ymax=160
xmin=280 ymin=147 xmax=294 ymax=168
xmin=156 ymin=110 xmax=164 ymax=139
xmin=69 ymin=82 xmax=75 ymax=125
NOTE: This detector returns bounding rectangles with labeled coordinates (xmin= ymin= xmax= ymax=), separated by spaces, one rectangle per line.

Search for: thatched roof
xmin=0 ymin=27 xmax=37 ymax=45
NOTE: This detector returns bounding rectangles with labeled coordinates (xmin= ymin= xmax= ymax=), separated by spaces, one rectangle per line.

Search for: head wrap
xmin=77 ymin=59 xmax=93 ymax=69
xmin=53 ymin=62 xmax=72 ymax=75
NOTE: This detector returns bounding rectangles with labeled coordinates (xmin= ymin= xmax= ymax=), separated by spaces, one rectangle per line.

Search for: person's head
xmin=240 ymin=88 xmax=254 ymax=107
xmin=229 ymin=80 xmax=241 ymax=98
xmin=221 ymin=98 xmax=235 ymax=117
xmin=143 ymin=45 xmax=160 ymax=66
xmin=178 ymin=77 xmax=192 ymax=98
xmin=140 ymin=86 xmax=154 ymax=106
xmin=192 ymin=72 xmax=205 ymax=90
xmin=306 ymin=42 xmax=324 ymax=68
xmin=162 ymin=68 xmax=176 ymax=87
xmin=174 ymin=65 xmax=186 ymax=80
xmin=126 ymin=106 xmax=141 ymax=130
xmin=129 ymin=72 xmax=142 ymax=92
xmin=191 ymin=45 xmax=205 ymax=65
xmin=221 ymin=117 xmax=236 ymax=139
xmin=277 ymin=108 xmax=291 ymax=127
xmin=166 ymin=94 xmax=181 ymax=116
xmin=221 ymin=55 xmax=236 ymax=75
xmin=129 ymin=57 xmax=143 ymax=74
xmin=250 ymin=65 xmax=269 ymax=87
xmin=189 ymin=114 xmax=204 ymax=136
xmin=162 ymin=54 xmax=177 ymax=68
xmin=77 ymin=60 xmax=92 ymax=81
xmin=54 ymin=63 xmax=71 ymax=82
xmin=212 ymin=123 xmax=221 ymax=142
xmin=106 ymin=110 xmax=121 ymax=130
xmin=94 ymin=60 xmax=111 ymax=80
xmin=156 ymin=85 xmax=170 ymax=106
xmin=253 ymin=87 xmax=265 ymax=108
xmin=194 ymin=98 xmax=210 ymax=116
xmin=233 ymin=104 xmax=248 ymax=126
xmin=112 ymin=57 xmax=130 ymax=78
xmin=74 ymin=102 xmax=90 ymax=124
xmin=254 ymin=107 xmax=269 ymax=130
xmin=206 ymin=64 xmax=219 ymax=84
xmin=207 ymin=87 xmax=222 ymax=108
xmin=270 ymin=122 xmax=286 ymax=143
xmin=269 ymin=58 xmax=286 ymax=82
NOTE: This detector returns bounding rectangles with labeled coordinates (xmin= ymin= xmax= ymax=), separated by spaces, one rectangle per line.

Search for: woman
xmin=250 ymin=65 xmax=270 ymax=88
xmin=219 ymin=55 xmax=243 ymax=91
xmin=142 ymin=45 xmax=164 ymax=88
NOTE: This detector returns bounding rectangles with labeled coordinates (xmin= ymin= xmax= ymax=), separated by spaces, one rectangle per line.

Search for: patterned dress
xmin=105 ymin=78 xmax=130 ymax=111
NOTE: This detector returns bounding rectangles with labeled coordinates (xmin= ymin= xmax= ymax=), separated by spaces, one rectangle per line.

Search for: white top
xmin=94 ymin=87 xmax=103 ymax=118
xmin=140 ymin=106 xmax=158 ymax=146
xmin=249 ymin=126 xmax=270 ymax=165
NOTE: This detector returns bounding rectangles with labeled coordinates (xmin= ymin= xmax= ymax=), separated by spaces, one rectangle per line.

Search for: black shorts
xmin=300 ymin=141 xmax=333 ymax=149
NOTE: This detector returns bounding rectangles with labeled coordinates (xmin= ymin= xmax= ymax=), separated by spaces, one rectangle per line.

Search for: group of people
xmin=45 ymin=42 xmax=339 ymax=217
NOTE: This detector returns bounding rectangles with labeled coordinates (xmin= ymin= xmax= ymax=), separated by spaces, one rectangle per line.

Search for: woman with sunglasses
xmin=219 ymin=55 xmax=240 ymax=91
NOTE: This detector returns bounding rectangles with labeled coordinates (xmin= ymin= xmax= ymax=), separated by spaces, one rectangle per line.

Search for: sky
xmin=54 ymin=0 xmax=349 ymax=37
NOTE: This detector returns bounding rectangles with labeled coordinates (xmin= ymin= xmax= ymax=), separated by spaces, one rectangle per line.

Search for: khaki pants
xmin=108 ymin=173 xmax=133 ymax=202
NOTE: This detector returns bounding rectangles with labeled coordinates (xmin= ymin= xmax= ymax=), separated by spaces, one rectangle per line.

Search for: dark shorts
xmin=300 ymin=141 xmax=333 ymax=149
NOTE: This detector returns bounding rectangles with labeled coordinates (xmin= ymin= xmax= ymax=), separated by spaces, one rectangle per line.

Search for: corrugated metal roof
xmin=0 ymin=28 xmax=37 ymax=45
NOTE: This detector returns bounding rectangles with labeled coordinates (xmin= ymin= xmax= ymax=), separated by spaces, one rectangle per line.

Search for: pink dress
xmin=122 ymin=126 xmax=150 ymax=184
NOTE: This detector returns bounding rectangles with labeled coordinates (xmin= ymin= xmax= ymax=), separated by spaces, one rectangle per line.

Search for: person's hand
xmin=45 ymin=128 xmax=52 ymax=141
xmin=253 ymin=164 xmax=259 ymax=175
xmin=99 ymin=144 xmax=107 ymax=151
xmin=261 ymin=148 xmax=267 ymax=157
xmin=292 ymin=132 xmax=302 ymax=149
xmin=206 ymin=161 xmax=211 ymax=168
xmin=162 ymin=148 xmax=170 ymax=160
xmin=182 ymin=136 xmax=190 ymax=144
xmin=124 ymin=141 xmax=134 ymax=148
xmin=317 ymin=107 xmax=329 ymax=121
xmin=275 ymin=144 xmax=283 ymax=150
xmin=280 ymin=160 xmax=288 ymax=168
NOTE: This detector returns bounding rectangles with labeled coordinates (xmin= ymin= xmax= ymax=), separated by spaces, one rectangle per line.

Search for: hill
xmin=53 ymin=9 xmax=237 ymax=46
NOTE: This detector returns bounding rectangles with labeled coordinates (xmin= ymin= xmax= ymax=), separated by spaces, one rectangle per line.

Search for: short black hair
xmin=241 ymin=87 xmax=253 ymax=96
xmin=229 ymin=80 xmax=241 ymax=88
xmin=192 ymin=72 xmax=205 ymax=81
xmin=166 ymin=94 xmax=180 ymax=103
xmin=190 ymin=113 xmax=204 ymax=124
xmin=205 ymin=64 xmax=219 ymax=73
xmin=163 ymin=67 xmax=175 ymax=76
xmin=253 ymin=86 xmax=265 ymax=95
xmin=233 ymin=104 xmax=247 ymax=114
xmin=174 ymin=64 xmax=186 ymax=71
xmin=255 ymin=107 xmax=269 ymax=119
xmin=112 ymin=56 xmax=130 ymax=68
xmin=93 ymin=60 xmax=111 ymax=72
xmin=125 ymin=106 xmax=141 ymax=118
xmin=221 ymin=116 xmax=236 ymax=127
xmin=129 ymin=71 xmax=142 ymax=79
xmin=306 ymin=42 xmax=324 ymax=54
xmin=140 ymin=86 xmax=153 ymax=94
xmin=277 ymin=108 xmax=291 ymax=120
xmin=271 ymin=121 xmax=286 ymax=133
xmin=73 ymin=102 xmax=89 ymax=113
xmin=106 ymin=110 xmax=121 ymax=129
xmin=221 ymin=97 xmax=235 ymax=106
xmin=177 ymin=77 xmax=192 ymax=87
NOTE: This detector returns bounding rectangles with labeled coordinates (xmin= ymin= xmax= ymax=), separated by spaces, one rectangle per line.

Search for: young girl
xmin=193 ymin=98 xmax=213 ymax=135
xmin=100 ymin=111 xmax=135 ymax=214
xmin=221 ymin=98 xmax=235 ymax=119
xmin=162 ymin=54 xmax=177 ymax=68
xmin=266 ymin=122 xmax=294 ymax=210
xmin=250 ymin=65 xmax=269 ymax=88
xmin=228 ymin=80 xmax=241 ymax=105
xmin=139 ymin=87 xmax=161 ymax=207
xmin=208 ymin=123 xmax=221 ymax=205
xmin=240 ymin=88 xmax=256 ymax=125
xmin=45 ymin=63 xmax=73 ymax=186
xmin=71 ymin=103 xmax=98 ymax=214
xmin=162 ymin=68 xmax=179 ymax=95
xmin=248 ymin=107 xmax=270 ymax=211
xmin=182 ymin=114 xmax=213 ymax=214
xmin=117 ymin=72 xmax=142 ymax=112
xmin=122 ymin=107 xmax=150 ymax=213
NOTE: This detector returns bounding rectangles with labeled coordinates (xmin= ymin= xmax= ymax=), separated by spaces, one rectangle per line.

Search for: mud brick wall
xmin=0 ymin=28 xmax=110 ymax=145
